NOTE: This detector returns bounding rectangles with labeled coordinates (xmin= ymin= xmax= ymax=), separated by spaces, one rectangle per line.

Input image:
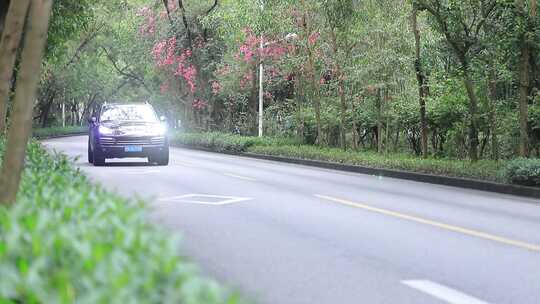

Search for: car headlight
xmin=99 ymin=125 xmax=114 ymax=135
xmin=150 ymin=124 xmax=167 ymax=136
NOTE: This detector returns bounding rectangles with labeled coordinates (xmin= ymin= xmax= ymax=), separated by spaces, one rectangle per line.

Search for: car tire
xmin=93 ymin=146 xmax=105 ymax=166
xmin=88 ymin=137 xmax=94 ymax=164
xmin=150 ymin=147 xmax=169 ymax=166
xmin=157 ymin=149 xmax=169 ymax=166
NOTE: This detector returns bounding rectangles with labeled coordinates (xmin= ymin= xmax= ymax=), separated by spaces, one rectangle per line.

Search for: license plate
xmin=125 ymin=145 xmax=142 ymax=152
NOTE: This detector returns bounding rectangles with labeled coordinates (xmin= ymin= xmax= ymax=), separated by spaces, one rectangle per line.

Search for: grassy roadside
xmin=171 ymin=132 xmax=539 ymax=186
xmin=0 ymin=138 xmax=240 ymax=303
xmin=32 ymin=126 xmax=87 ymax=138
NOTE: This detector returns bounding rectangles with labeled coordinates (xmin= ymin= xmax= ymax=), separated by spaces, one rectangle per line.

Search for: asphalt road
xmin=43 ymin=135 xmax=540 ymax=304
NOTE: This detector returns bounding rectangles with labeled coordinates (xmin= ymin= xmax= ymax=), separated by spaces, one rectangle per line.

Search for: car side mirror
xmin=159 ymin=116 xmax=166 ymax=122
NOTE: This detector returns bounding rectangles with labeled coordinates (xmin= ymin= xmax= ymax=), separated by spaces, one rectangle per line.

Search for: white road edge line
xmin=402 ymin=280 xmax=491 ymax=304
xmin=223 ymin=173 xmax=257 ymax=181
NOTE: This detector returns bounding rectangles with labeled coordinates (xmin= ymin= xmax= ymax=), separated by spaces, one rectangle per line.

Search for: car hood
xmin=100 ymin=121 xmax=163 ymax=136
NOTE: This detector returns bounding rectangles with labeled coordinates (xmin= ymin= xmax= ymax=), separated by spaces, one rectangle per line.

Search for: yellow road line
xmin=315 ymin=194 xmax=540 ymax=252
xmin=224 ymin=173 xmax=257 ymax=181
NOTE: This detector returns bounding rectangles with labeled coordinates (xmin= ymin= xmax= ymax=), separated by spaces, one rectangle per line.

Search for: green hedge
xmin=171 ymin=132 xmax=520 ymax=184
xmin=171 ymin=132 xmax=299 ymax=153
xmin=0 ymin=140 xmax=239 ymax=303
xmin=32 ymin=126 xmax=87 ymax=139
xmin=502 ymin=158 xmax=540 ymax=187
xmin=248 ymin=144 xmax=503 ymax=182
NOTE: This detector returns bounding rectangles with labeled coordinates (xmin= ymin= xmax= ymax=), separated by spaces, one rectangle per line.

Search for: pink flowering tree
xmin=136 ymin=0 xmax=222 ymax=130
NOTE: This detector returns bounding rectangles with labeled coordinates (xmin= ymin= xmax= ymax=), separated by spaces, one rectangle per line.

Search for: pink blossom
xmin=239 ymin=72 xmax=253 ymax=90
xmin=192 ymin=99 xmax=208 ymax=110
xmin=211 ymin=81 xmax=223 ymax=95
xmin=308 ymin=32 xmax=320 ymax=45
xmin=152 ymin=40 xmax=167 ymax=62
xmin=175 ymin=64 xmax=197 ymax=93
xmin=216 ymin=65 xmax=231 ymax=76
xmin=137 ymin=6 xmax=156 ymax=36
xmin=160 ymin=82 xmax=169 ymax=94
xmin=167 ymin=0 xmax=178 ymax=12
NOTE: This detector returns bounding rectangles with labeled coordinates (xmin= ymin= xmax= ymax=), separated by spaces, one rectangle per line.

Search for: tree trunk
xmin=488 ymin=69 xmax=499 ymax=160
xmin=299 ymin=2 xmax=322 ymax=145
xmin=249 ymin=64 xmax=258 ymax=135
xmin=351 ymin=96 xmax=358 ymax=150
xmin=80 ymin=93 xmax=97 ymax=124
xmin=328 ymin=28 xmax=347 ymax=150
xmin=0 ymin=0 xmax=53 ymax=205
xmin=377 ymin=88 xmax=383 ymax=153
xmin=309 ymin=53 xmax=322 ymax=145
xmin=0 ymin=0 xmax=10 ymax=35
xmin=0 ymin=0 xmax=30 ymax=134
xmin=411 ymin=7 xmax=429 ymax=158
xmin=516 ymin=0 xmax=532 ymax=157
xmin=461 ymin=62 xmax=480 ymax=161
xmin=40 ymin=90 xmax=56 ymax=128
xmin=338 ymin=75 xmax=347 ymax=150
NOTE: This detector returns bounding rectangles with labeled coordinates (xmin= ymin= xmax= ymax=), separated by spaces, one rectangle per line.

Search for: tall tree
xmin=515 ymin=0 xmax=536 ymax=157
xmin=0 ymin=0 xmax=30 ymax=134
xmin=323 ymin=0 xmax=359 ymax=150
xmin=414 ymin=0 xmax=498 ymax=161
xmin=0 ymin=0 xmax=53 ymax=205
xmin=411 ymin=4 xmax=429 ymax=158
xmin=0 ymin=0 xmax=10 ymax=35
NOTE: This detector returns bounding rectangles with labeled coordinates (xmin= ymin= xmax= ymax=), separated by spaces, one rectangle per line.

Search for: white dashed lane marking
xmin=223 ymin=173 xmax=257 ymax=181
xmin=402 ymin=280 xmax=491 ymax=304
xmin=157 ymin=194 xmax=253 ymax=205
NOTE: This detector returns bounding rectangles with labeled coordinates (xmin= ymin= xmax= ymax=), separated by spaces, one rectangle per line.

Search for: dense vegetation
xmin=32 ymin=126 xmax=86 ymax=138
xmin=173 ymin=131 xmax=529 ymax=184
xmin=6 ymin=0 xmax=538 ymax=164
xmin=0 ymin=139 xmax=238 ymax=303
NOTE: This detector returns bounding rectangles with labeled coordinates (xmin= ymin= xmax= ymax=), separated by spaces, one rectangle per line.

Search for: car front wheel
xmin=88 ymin=137 xmax=94 ymax=164
xmin=92 ymin=143 xmax=105 ymax=166
xmin=149 ymin=147 xmax=169 ymax=166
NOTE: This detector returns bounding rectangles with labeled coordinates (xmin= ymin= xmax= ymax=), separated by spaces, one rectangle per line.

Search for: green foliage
xmin=46 ymin=0 xmax=94 ymax=62
xmin=248 ymin=144 xmax=503 ymax=182
xmin=502 ymin=158 xmax=540 ymax=187
xmin=32 ymin=126 xmax=87 ymax=138
xmin=0 ymin=141 xmax=239 ymax=303
xmin=32 ymin=0 xmax=540 ymax=160
xmin=171 ymin=132 xmax=299 ymax=153
xmin=173 ymin=131 xmax=511 ymax=183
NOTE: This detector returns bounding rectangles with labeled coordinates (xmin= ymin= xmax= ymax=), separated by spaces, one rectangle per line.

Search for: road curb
xmin=173 ymin=144 xmax=540 ymax=200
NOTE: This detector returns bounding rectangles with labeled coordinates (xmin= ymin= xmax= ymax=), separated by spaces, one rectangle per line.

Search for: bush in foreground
xmin=502 ymin=158 xmax=540 ymax=187
xmin=0 ymin=140 xmax=238 ymax=303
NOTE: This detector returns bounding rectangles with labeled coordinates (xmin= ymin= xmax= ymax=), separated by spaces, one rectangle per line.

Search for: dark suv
xmin=88 ymin=103 xmax=169 ymax=166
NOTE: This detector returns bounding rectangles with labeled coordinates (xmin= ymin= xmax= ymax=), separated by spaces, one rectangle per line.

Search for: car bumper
xmin=96 ymin=136 xmax=168 ymax=158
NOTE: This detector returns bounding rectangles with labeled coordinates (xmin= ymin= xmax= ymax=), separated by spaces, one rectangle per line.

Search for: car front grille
xmin=100 ymin=136 xmax=165 ymax=147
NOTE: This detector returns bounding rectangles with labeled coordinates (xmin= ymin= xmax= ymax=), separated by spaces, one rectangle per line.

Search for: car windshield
xmin=100 ymin=105 xmax=158 ymax=122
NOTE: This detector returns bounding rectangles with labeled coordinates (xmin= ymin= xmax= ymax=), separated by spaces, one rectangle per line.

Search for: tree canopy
xmin=3 ymin=0 xmax=540 ymax=161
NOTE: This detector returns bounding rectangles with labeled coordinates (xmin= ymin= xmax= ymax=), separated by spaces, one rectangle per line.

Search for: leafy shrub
xmin=171 ymin=132 xmax=299 ymax=153
xmin=171 ymin=131 xmax=511 ymax=184
xmin=248 ymin=145 xmax=503 ymax=182
xmin=501 ymin=158 xmax=540 ymax=187
xmin=32 ymin=126 xmax=87 ymax=138
xmin=0 ymin=140 xmax=239 ymax=303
